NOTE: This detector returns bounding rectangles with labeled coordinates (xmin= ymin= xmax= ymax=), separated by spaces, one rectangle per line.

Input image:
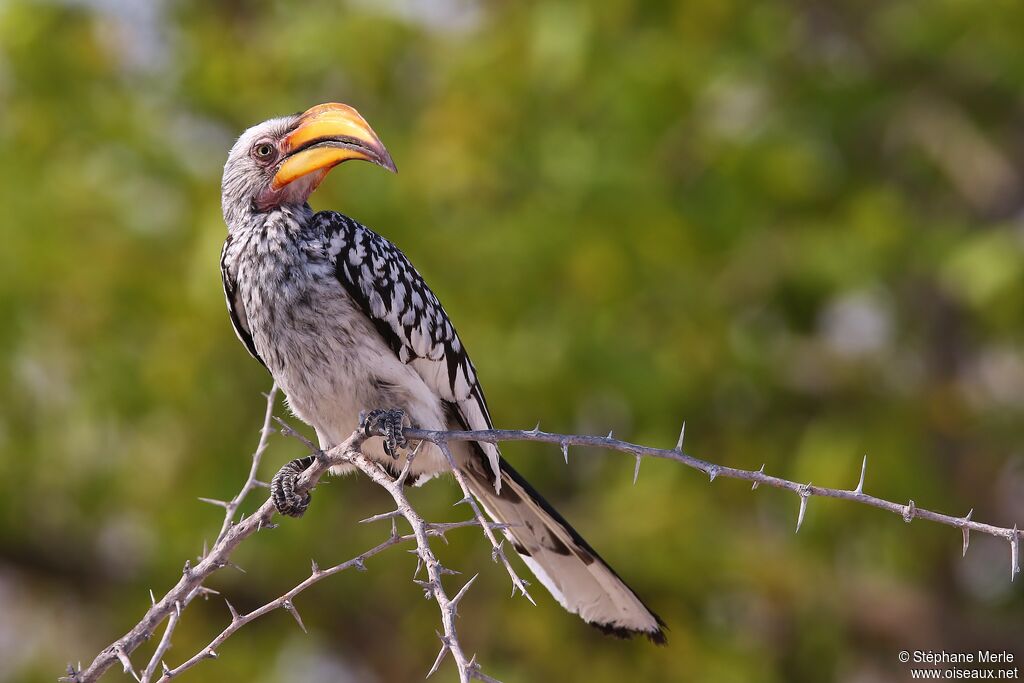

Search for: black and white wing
xmin=316 ymin=211 xmax=501 ymax=484
xmin=221 ymin=233 xmax=266 ymax=369
xmin=315 ymin=211 xmax=666 ymax=641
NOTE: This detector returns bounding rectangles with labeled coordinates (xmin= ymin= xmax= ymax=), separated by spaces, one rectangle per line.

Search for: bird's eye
xmin=253 ymin=142 xmax=276 ymax=161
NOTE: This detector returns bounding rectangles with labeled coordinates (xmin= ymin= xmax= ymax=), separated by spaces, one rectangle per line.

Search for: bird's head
xmin=221 ymin=102 xmax=395 ymax=228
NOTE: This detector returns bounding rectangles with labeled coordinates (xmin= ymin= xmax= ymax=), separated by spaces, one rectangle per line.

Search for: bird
xmin=219 ymin=102 xmax=665 ymax=643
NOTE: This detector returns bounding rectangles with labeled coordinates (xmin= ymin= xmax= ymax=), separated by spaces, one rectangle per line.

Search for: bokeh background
xmin=2 ymin=0 xmax=1024 ymax=681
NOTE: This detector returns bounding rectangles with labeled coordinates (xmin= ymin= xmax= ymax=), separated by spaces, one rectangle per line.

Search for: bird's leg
xmin=360 ymin=408 xmax=409 ymax=459
xmin=270 ymin=455 xmax=315 ymax=517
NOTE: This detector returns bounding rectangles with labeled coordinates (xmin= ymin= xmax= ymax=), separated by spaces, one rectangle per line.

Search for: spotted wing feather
xmin=316 ymin=211 xmax=501 ymax=485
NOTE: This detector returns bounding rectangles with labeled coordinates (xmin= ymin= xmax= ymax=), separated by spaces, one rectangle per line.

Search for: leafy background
xmin=2 ymin=0 xmax=1023 ymax=681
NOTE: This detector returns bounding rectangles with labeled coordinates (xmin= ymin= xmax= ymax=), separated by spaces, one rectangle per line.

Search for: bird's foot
xmin=271 ymin=455 xmax=315 ymax=517
xmin=360 ymin=408 xmax=409 ymax=459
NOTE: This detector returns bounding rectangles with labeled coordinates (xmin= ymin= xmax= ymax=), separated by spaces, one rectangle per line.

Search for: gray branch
xmin=67 ymin=391 xmax=1022 ymax=683
xmin=136 ymin=385 xmax=282 ymax=683
xmin=158 ymin=533 xmax=406 ymax=679
xmin=68 ymin=387 xmax=498 ymax=683
xmin=272 ymin=421 xmax=491 ymax=683
xmin=434 ymin=439 xmax=534 ymax=603
xmin=405 ymin=425 xmax=1023 ymax=579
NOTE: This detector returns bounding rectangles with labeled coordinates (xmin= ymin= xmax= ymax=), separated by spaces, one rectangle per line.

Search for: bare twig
xmin=434 ymin=439 xmax=534 ymax=603
xmin=139 ymin=589 xmax=183 ymax=683
xmin=79 ymin=413 xmax=497 ymax=682
xmin=216 ymin=383 xmax=279 ymax=541
xmin=160 ymin=533 xmax=408 ymax=679
xmin=405 ymin=426 xmax=1024 ymax=577
xmin=72 ymin=394 xmax=1022 ymax=683
xmin=274 ymin=423 xmax=484 ymax=683
xmin=137 ymin=384 xmax=280 ymax=683
xmin=72 ymin=388 xmax=347 ymax=683
xmin=359 ymin=451 xmax=479 ymax=683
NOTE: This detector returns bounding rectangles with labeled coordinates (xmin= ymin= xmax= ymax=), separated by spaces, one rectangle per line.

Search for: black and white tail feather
xmin=462 ymin=443 xmax=666 ymax=642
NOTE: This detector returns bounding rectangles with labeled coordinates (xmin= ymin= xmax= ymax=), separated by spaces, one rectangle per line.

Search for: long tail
xmin=461 ymin=447 xmax=666 ymax=643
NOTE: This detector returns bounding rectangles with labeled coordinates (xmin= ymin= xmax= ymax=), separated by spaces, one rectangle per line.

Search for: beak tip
xmin=378 ymin=149 xmax=398 ymax=174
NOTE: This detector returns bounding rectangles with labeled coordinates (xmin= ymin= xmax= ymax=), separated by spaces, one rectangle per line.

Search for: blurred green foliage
xmin=2 ymin=0 xmax=1023 ymax=681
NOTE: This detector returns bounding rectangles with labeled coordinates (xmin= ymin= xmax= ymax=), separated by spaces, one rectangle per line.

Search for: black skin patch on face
xmin=512 ymin=542 xmax=531 ymax=557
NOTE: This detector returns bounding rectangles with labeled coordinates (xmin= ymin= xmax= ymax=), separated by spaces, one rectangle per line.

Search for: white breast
xmin=237 ymin=225 xmax=451 ymax=478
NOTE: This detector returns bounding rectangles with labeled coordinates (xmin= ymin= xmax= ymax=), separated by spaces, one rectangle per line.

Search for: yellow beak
xmin=272 ymin=103 xmax=396 ymax=190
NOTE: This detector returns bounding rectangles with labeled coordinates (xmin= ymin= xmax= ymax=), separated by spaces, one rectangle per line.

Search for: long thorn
xmin=1011 ymin=525 xmax=1020 ymax=581
xmin=962 ymin=509 xmax=973 ymax=557
xmin=855 ymin=455 xmax=867 ymax=495
xmin=282 ymin=600 xmax=307 ymax=633
xmin=224 ymin=598 xmax=240 ymax=622
xmin=752 ymin=463 xmax=765 ymax=490
xmin=796 ymin=484 xmax=811 ymax=533
xmin=358 ymin=509 xmax=402 ymax=525
xmin=427 ymin=636 xmax=450 ymax=679
xmin=632 ymin=455 xmax=642 ymax=486
xmin=451 ymin=574 xmax=479 ymax=608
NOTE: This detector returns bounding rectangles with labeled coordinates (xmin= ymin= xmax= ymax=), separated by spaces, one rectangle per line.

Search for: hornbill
xmin=219 ymin=102 xmax=665 ymax=642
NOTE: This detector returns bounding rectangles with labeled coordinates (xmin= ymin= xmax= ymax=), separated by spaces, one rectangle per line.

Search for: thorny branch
xmin=435 ymin=439 xmax=534 ymax=604
xmin=405 ymin=424 xmax=1024 ymax=579
xmin=67 ymin=384 xmax=330 ymax=683
xmin=67 ymin=391 xmax=1023 ymax=683
xmin=69 ymin=387 xmax=500 ymax=683
xmin=138 ymin=385 xmax=281 ymax=683
xmin=270 ymin=421 xmax=490 ymax=683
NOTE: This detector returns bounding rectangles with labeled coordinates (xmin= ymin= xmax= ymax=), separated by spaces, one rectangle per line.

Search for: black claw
xmin=271 ymin=456 xmax=315 ymax=518
xmin=361 ymin=408 xmax=409 ymax=459
xmin=364 ymin=409 xmax=407 ymax=458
